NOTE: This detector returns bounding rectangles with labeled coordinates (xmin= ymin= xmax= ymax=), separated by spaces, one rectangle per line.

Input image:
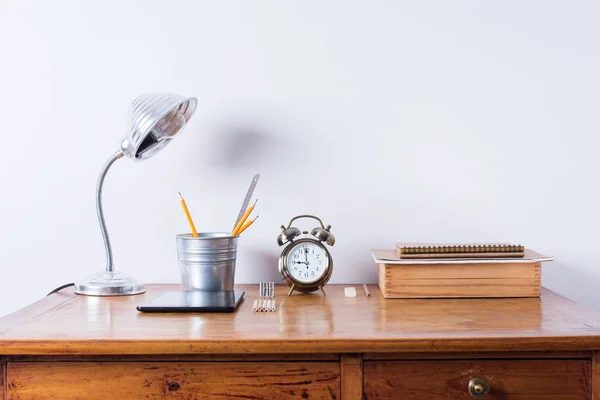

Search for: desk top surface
xmin=1 ymin=284 xmax=600 ymax=355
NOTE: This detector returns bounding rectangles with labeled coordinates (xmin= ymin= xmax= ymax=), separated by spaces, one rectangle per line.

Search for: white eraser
xmin=344 ymin=287 xmax=357 ymax=298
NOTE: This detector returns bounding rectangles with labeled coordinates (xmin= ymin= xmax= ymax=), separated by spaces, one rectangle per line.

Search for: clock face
xmin=286 ymin=241 xmax=329 ymax=284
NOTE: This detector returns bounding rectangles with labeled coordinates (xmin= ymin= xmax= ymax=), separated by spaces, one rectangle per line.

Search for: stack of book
xmin=372 ymin=243 xmax=553 ymax=299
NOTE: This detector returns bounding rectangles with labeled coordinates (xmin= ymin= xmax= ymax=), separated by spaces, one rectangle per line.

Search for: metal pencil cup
xmin=176 ymin=233 xmax=238 ymax=291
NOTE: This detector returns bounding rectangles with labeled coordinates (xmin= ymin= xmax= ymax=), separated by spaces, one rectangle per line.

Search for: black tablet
xmin=136 ymin=290 xmax=245 ymax=313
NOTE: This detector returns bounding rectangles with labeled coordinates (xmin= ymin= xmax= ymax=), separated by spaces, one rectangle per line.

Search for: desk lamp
xmin=74 ymin=93 xmax=198 ymax=296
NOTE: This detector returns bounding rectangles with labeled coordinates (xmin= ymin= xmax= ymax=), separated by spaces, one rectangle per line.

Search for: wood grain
xmin=1 ymin=356 xmax=4 ymax=400
xmin=364 ymin=351 xmax=591 ymax=360
xmin=364 ymin=359 xmax=591 ymax=399
xmin=379 ymin=278 xmax=540 ymax=297
xmin=7 ymin=351 xmax=590 ymax=363
xmin=7 ymin=361 xmax=340 ymax=400
xmin=9 ymin=353 xmax=339 ymax=362
xmin=593 ymin=352 xmax=600 ymax=399
xmin=381 ymin=262 xmax=540 ymax=279
xmin=1 ymin=285 xmax=600 ymax=355
xmin=341 ymin=354 xmax=362 ymax=400
xmin=378 ymin=262 xmax=541 ymax=298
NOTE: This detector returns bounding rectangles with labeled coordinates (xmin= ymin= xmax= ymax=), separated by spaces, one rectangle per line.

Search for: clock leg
xmin=319 ymin=285 xmax=326 ymax=297
xmin=288 ymin=284 xmax=296 ymax=296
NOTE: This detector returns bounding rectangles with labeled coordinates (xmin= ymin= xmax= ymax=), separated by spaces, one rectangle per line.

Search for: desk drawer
xmin=7 ymin=361 xmax=340 ymax=399
xmin=364 ymin=359 xmax=590 ymax=399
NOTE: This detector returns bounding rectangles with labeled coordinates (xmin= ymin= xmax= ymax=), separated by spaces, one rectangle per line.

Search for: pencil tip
xmin=178 ymin=191 xmax=183 ymax=198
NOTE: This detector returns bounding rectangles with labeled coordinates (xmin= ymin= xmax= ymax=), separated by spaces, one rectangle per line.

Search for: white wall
xmin=0 ymin=0 xmax=599 ymax=317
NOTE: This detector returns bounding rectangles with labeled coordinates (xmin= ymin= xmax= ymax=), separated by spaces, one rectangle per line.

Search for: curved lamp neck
xmin=97 ymin=150 xmax=125 ymax=272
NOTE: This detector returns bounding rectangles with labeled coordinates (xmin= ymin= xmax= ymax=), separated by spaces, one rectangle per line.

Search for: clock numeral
xmin=304 ymin=273 xmax=309 ymax=278
xmin=293 ymin=266 xmax=297 ymax=271
xmin=316 ymin=267 xmax=319 ymax=271
xmin=311 ymin=271 xmax=315 ymax=276
xmin=318 ymin=260 xmax=322 ymax=265
xmin=312 ymin=249 xmax=315 ymax=254
xmin=315 ymin=254 xmax=320 ymax=259
xmin=293 ymin=254 xmax=299 ymax=259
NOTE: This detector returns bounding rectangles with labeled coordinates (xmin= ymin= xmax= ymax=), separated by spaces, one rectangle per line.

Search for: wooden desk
xmin=1 ymin=284 xmax=600 ymax=399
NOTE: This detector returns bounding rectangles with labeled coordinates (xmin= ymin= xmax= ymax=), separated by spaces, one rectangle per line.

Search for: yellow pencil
xmin=232 ymin=199 xmax=257 ymax=236
xmin=178 ymin=191 xmax=198 ymax=237
xmin=236 ymin=215 xmax=259 ymax=236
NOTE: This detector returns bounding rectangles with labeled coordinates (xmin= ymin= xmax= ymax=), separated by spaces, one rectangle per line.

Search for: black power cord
xmin=47 ymin=283 xmax=75 ymax=296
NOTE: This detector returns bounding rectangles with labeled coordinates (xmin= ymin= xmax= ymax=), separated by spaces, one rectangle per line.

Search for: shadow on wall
xmin=201 ymin=124 xmax=294 ymax=169
xmin=543 ymin=261 xmax=600 ymax=309
xmin=237 ymin=249 xmax=283 ymax=284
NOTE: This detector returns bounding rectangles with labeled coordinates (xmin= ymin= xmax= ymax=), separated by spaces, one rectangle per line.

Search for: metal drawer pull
xmin=468 ymin=377 xmax=490 ymax=398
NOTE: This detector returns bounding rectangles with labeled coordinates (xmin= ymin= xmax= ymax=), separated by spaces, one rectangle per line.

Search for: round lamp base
xmin=75 ymin=271 xmax=146 ymax=296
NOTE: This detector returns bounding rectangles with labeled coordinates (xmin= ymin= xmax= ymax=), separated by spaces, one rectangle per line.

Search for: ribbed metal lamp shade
xmin=75 ymin=92 xmax=197 ymax=296
xmin=121 ymin=93 xmax=198 ymax=161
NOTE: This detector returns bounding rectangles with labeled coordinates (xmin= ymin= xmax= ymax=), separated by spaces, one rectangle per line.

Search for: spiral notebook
xmin=396 ymin=243 xmax=525 ymax=259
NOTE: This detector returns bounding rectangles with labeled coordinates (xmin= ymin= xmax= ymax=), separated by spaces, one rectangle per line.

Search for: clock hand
xmin=304 ymin=246 xmax=309 ymax=265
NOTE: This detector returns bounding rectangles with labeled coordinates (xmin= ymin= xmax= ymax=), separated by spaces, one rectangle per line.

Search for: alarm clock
xmin=277 ymin=214 xmax=335 ymax=296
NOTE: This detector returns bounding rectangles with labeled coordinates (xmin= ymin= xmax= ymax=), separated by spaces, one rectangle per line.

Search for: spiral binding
xmin=399 ymin=244 xmax=524 ymax=255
